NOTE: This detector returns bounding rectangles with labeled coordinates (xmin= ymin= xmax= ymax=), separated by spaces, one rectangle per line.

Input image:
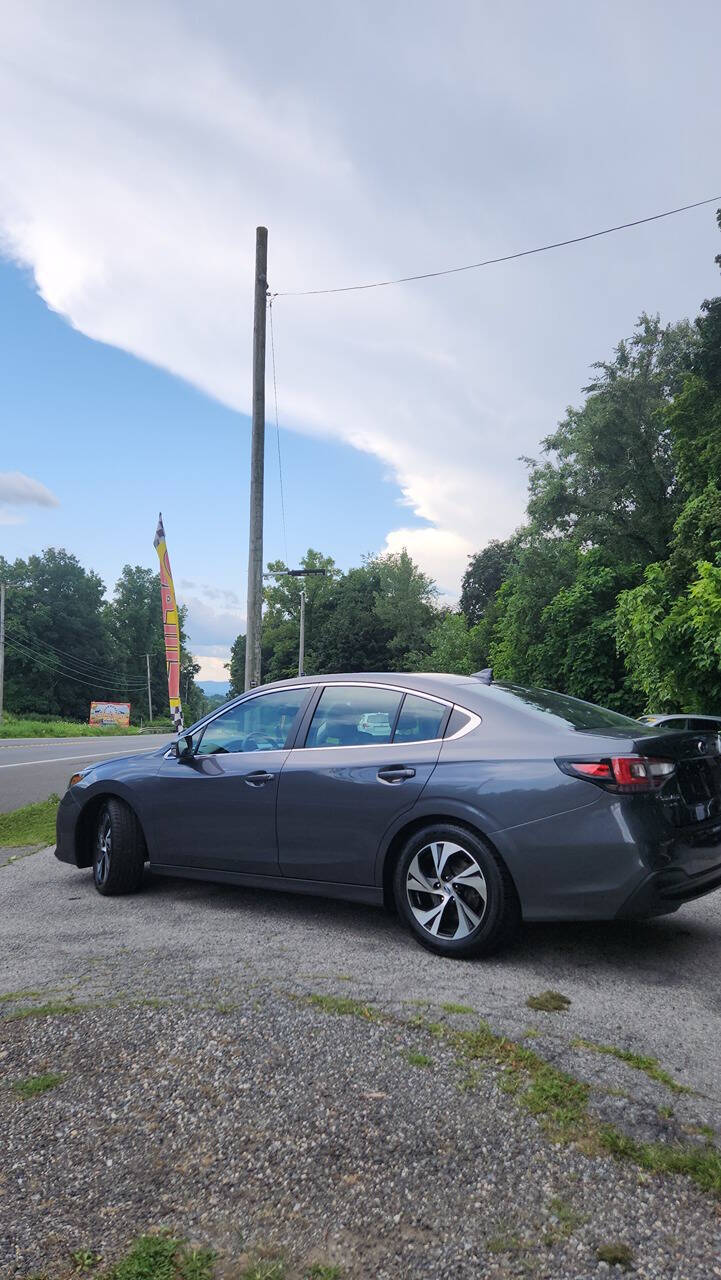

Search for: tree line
xmin=231 ymin=211 xmax=721 ymax=715
xmin=0 ymin=553 xmax=206 ymax=725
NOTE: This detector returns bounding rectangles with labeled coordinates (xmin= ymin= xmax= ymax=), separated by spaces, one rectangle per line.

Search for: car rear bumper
xmin=496 ymin=798 xmax=721 ymax=921
xmin=54 ymin=789 xmax=82 ymax=865
xmin=616 ymin=857 xmax=721 ymax=918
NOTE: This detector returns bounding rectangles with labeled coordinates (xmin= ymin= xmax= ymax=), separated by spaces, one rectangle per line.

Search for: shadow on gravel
xmin=138 ymin=869 xmax=717 ymax=978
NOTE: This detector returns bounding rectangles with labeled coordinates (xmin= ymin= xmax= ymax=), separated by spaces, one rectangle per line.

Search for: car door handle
xmin=244 ymin=770 xmax=275 ymax=787
xmin=377 ymin=766 xmax=416 ymax=784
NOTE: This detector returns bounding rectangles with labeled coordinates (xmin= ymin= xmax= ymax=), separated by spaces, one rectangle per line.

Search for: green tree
xmin=529 ymin=551 xmax=642 ymax=711
xmin=0 ymin=548 xmax=115 ymax=719
xmin=526 ymin=314 xmax=697 ymax=563
xmin=110 ymin=564 xmax=204 ymax=725
xmin=261 ymin=549 xmax=341 ymax=682
xmin=418 ymin=611 xmax=487 ymax=675
xmin=460 ymin=538 xmax=517 ymax=625
xmin=370 ymin=548 xmax=437 ymax=668
xmin=617 ymin=213 xmax=721 ymax=711
xmin=227 ymin=633 xmax=246 ymax=696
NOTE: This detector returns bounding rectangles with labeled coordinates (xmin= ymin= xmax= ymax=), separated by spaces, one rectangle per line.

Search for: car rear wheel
xmin=393 ymin=823 xmax=520 ymax=958
xmin=93 ymin=798 xmax=145 ymax=896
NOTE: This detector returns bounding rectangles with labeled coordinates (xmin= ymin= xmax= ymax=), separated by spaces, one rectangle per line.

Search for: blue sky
xmin=0 ymin=256 xmax=427 ymax=677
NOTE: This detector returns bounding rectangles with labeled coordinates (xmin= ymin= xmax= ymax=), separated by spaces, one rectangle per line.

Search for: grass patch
xmin=599 ymin=1127 xmax=721 ymax=1195
xmin=440 ymin=1002 xmax=474 ymax=1015
xmin=526 ymin=990 xmax=571 ymax=1013
xmin=0 ymin=795 xmax=60 ymax=847
xmin=238 ymin=1260 xmax=284 ymax=1280
xmin=573 ymin=1039 xmax=691 ymax=1094
xmin=11 ymin=1072 xmax=64 ymax=1099
xmin=71 ymin=1248 xmax=102 ymax=1270
xmin=104 ymin=1234 xmax=215 ymax=1280
xmin=0 ymin=713 xmax=145 ymax=739
xmin=307 ymin=993 xmax=379 ymax=1021
xmin=486 ymin=1230 xmax=522 ymax=1254
xmin=3 ymin=998 xmax=88 ymax=1021
xmin=595 ymin=1242 xmax=634 ymax=1269
xmin=404 ymin=1050 xmax=432 ymax=1067
xmin=543 ymin=1195 xmax=585 ymax=1243
xmin=306 ymin=1267 xmax=342 ymax=1279
xmin=0 ymin=988 xmax=42 ymax=1003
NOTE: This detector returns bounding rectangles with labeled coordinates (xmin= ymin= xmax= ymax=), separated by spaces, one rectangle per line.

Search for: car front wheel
xmin=93 ymin=798 xmax=146 ymax=896
xmin=393 ymin=823 xmax=520 ymax=958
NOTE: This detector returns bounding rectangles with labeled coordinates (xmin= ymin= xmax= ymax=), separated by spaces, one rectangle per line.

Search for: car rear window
xmin=495 ymin=683 xmax=645 ymax=732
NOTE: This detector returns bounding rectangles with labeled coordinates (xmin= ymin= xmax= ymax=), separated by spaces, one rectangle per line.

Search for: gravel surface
xmin=2 ymin=848 xmax=721 ymax=1278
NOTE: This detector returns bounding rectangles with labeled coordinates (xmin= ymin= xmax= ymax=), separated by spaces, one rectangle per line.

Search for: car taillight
xmin=557 ymin=756 xmax=675 ymax=792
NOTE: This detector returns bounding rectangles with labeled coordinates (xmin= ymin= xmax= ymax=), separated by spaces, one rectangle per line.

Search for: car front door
xmin=151 ymin=686 xmax=313 ymax=875
xmin=277 ymin=684 xmax=450 ymax=885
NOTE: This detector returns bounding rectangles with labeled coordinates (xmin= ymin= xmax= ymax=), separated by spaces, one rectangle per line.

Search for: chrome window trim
xmin=445 ymin=707 xmax=482 ymax=741
xmin=299 ymin=681 xmax=457 ymax=751
xmin=162 ymin=684 xmax=320 ymax=759
xmin=162 ymin=681 xmax=481 ymax=758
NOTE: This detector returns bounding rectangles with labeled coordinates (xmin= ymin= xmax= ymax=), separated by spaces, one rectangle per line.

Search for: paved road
xmin=0 ymin=734 xmax=172 ymax=810
xmin=2 ymin=850 xmax=721 ymax=1277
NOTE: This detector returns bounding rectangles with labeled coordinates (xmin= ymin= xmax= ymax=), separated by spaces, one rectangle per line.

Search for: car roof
xmin=239 ymin=672 xmax=488 ymax=708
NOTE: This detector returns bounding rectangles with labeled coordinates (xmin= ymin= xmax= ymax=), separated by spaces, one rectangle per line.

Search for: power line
xmin=5 ymin=625 xmax=148 ymax=682
xmin=4 ymin=638 xmax=147 ymax=690
xmin=268 ymin=295 xmax=290 ymax=567
xmin=273 ymin=194 xmax=721 ymax=298
xmin=5 ymin=634 xmax=149 ymax=687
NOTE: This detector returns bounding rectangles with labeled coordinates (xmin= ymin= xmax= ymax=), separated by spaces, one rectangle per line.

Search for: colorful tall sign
xmin=153 ymin=513 xmax=184 ymax=733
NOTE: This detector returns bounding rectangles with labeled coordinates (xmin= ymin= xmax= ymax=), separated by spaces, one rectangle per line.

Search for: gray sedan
xmin=55 ymin=672 xmax=721 ymax=958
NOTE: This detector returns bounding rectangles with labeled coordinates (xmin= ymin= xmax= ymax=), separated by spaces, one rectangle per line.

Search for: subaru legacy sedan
xmin=55 ymin=673 xmax=721 ymax=958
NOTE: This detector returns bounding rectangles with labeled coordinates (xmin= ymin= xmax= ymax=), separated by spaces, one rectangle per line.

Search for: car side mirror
xmin=175 ymin=734 xmax=194 ymax=761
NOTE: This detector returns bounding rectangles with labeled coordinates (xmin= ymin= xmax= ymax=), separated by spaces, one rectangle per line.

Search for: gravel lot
xmin=2 ymin=848 xmax=721 ymax=1278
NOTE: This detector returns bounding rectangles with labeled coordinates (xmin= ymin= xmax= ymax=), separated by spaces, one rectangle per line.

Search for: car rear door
xmin=277 ymin=684 xmax=450 ymax=884
xmin=151 ymin=686 xmax=312 ymax=874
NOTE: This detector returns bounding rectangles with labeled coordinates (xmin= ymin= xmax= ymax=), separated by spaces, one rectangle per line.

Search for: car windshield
xmin=495 ymin=683 xmax=645 ymax=732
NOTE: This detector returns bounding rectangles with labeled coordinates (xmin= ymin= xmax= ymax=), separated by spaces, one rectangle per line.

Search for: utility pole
xmin=0 ymin=582 xmax=5 ymax=724
xmin=245 ymin=225 xmax=268 ymax=691
xmin=145 ymin=653 xmax=153 ymax=724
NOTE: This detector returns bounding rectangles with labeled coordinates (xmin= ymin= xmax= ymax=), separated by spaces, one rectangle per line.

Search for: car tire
xmin=93 ymin=798 xmax=146 ymax=896
xmin=393 ymin=823 xmax=520 ymax=958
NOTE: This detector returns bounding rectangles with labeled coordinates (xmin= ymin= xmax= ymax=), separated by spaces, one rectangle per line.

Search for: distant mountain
xmin=198 ymin=680 xmax=230 ymax=696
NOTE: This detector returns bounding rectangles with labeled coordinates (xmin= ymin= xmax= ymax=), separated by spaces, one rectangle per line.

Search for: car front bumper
xmin=54 ymin=789 xmax=83 ymax=866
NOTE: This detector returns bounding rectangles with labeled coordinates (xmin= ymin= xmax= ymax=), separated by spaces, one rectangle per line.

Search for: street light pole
xmin=298 ymin=588 xmax=306 ymax=677
xmin=263 ymin=567 xmax=326 ymax=680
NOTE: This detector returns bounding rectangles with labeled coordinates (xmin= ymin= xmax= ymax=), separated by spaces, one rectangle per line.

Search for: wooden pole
xmin=245 ymin=226 xmax=268 ymax=690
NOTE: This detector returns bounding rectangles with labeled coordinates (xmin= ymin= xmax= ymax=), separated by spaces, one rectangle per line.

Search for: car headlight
xmin=68 ymin=771 xmax=86 ymax=788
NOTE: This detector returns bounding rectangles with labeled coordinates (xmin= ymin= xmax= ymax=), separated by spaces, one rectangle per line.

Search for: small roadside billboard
xmin=89 ymin=701 xmax=131 ymax=728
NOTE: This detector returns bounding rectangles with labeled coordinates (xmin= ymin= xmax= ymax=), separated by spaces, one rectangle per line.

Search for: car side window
xmin=196 ymin=688 xmax=309 ymax=756
xmin=392 ymin=693 xmax=448 ymax=743
xmin=305 ymin=685 xmax=402 ymax=748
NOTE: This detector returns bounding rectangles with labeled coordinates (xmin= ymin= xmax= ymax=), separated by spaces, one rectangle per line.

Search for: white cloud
xmin=0 ymin=471 xmax=59 ymax=507
xmin=0 ymin=2 xmax=719 ymax=591
xmin=193 ymin=653 xmax=232 ymax=684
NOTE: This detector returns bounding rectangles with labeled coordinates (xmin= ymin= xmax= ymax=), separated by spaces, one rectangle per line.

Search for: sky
xmin=1 ymin=1 xmax=720 ymax=683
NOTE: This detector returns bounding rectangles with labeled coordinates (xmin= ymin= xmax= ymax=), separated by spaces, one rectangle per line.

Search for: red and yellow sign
xmin=153 ymin=512 xmax=184 ymax=733
xmin=89 ymin=701 xmax=131 ymax=728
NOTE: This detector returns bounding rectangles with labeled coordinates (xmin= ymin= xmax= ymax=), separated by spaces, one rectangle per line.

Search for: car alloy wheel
xmin=95 ymin=811 xmax=112 ymax=887
xmin=405 ymin=840 xmax=488 ymax=940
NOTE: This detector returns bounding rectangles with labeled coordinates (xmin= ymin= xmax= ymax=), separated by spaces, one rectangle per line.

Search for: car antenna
xmin=472 ymin=668 xmax=493 ymax=684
